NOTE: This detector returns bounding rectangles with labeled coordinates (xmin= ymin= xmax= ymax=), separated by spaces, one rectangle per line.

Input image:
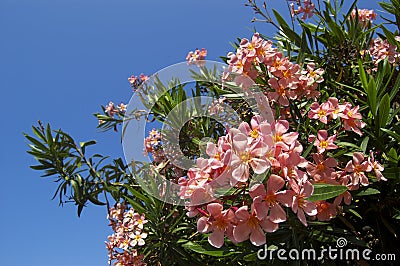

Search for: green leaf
xmin=378 ymin=93 xmax=390 ymax=128
xmin=243 ymin=252 xmax=258 ymax=262
xmin=387 ymin=148 xmax=399 ymax=164
xmin=358 ymin=60 xmax=368 ymax=92
xmin=181 ymin=241 xmax=239 ymax=257
xmin=367 ymin=78 xmax=377 ymax=116
xmin=360 ymin=136 xmax=369 ymax=153
xmin=355 ymin=188 xmax=380 ymax=196
xmin=124 ymin=184 xmax=154 ymax=205
xmin=348 ymin=209 xmax=362 ymax=219
xmin=79 ymin=140 xmax=96 ymax=154
xmin=307 ymin=183 xmax=347 ymax=202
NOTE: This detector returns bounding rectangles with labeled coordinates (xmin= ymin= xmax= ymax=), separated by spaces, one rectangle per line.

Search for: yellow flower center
xmin=250 ymin=129 xmax=259 ymax=139
xmin=318 ymin=110 xmax=326 ymax=117
xmin=273 ymin=134 xmax=283 ymax=143
xmin=240 ymin=152 xmax=251 ymax=162
xmin=319 ymin=140 xmax=329 ymax=149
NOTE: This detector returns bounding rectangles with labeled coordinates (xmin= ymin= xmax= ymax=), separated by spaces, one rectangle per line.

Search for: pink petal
xmin=197 ymin=217 xmax=209 ymax=233
xmin=303 ymin=201 xmax=317 ymax=216
xmin=251 ymin=158 xmax=270 ymax=174
xmin=207 ymin=203 xmax=223 ymax=217
xmin=250 ymin=226 xmax=266 ymax=246
xmin=277 ymin=190 xmax=295 ymax=207
xmin=317 ymin=130 xmax=328 ymax=140
xmin=232 ymin=164 xmax=248 ymax=182
xmin=260 ymin=218 xmax=279 ymax=232
xmin=267 ymin=174 xmax=285 ymax=193
xmin=235 ymin=206 xmax=250 ymax=220
xmin=269 ymin=204 xmax=286 ymax=223
xmin=297 ymin=209 xmax=308 ymax=226
xmin=233 ymin=133 xmax=248 ymax=153
xmin=253 ymin=197 xmax=269 ymax=220
xmin=233 ymin=223 xmax=251 ymax=242
xmin=209 ymin=229 xmax=225 ymax=248
xmin=249 ymin=184 xmax=266 ymax=199
xmin=302 ymin=181 xmax=314 ymax=197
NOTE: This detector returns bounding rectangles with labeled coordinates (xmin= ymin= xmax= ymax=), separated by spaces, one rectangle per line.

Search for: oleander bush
xmin=25 ymin=0 xmax=400 ymax=265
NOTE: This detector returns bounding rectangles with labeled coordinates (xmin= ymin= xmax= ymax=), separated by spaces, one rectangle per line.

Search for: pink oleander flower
xmin=308 ymin=130 xmax=338 ymax=153
xmin=327 ymin=97 xmax=346 ymax=119
xmin=250 ymin=174 xmax=295 ymax=222
xmin=129 ymin=231 xmax=147 ymax=247
xmin=229 ymin=128 xmax=270 ymax=184
xmin=369 ymin=37 xmax=399 ymax=65
xmin=128 ymin=73 xmax=149 ymax=92
xmin=315 ymin=200 xmax=337 ymax=221
xmin=292 ymin=181 xmax=318 ymax=226
xmin=105 ymin=101 xmax=118 ymax=117
xmin=268 ymin=77 xmax=293 ymax=106
xmin=303 ymin=63 xmax=324 ymax=85
xmin=339 ymin=104 xmax=365 ymax=136
xmin=368 ymin=151 xmax=386 ymax=181
xmin=233 ymin=205 xmax=278 ymax=246
xmin=239 ymin=32 xmax=264 ymax=58
xmin=350 ymin=9 xmax=377 ymax=28
xmin=186 ymin=48 xmax=207 ymax=65
xmin=208 ymin=97 xmax=226 ymax=115
xmin=133 ymin=213 xmax=148 ymax=230
xmin=128 ymin=75 xmax=138 ymax=84
xmin=265 ymin=52 xmax=288 ymax=74
xmin=117 ymin=103 xmax=127 ymax=113
xmin=139 ymin=73 xmax=149 ymax=82
xmin=345 ymin=152 xmax=372 ymax=186
xmin=308 ymin=101 xmax=332 ymax=124
xmin=271 ymin=120 xmax=299 ymax=151
xmin=273 ymin=61 xmax=301 ymax=87
xmin=292 ymin=0 xmax=316 ymax=20
xmin=306 ymin=153 xmax=338 ymax=181
xmin=197 ymin=203 xmax=235 ymax=248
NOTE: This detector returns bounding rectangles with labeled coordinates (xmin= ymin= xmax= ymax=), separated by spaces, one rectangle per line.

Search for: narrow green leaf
xmin=355 ymin=188 xmax=380 ymax=196
xmin=378 ymin=93 xmax=390 ymax=128
xmin=367 ymin=78 xmax=377 ymax=116
xmin=348 ymin=209 xmax=362 ymax=219
xmin=358 ymin=60 xmax=368 ymax=92
xmin=181 ymin=241 xmax=239 ymax=257
xmin=307 ymin=183 xmax=347 ymax=202
xmin=360 ymin=136 xmax=369 ymax=153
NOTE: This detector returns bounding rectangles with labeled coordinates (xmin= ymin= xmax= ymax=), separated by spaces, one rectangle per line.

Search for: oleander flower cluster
xmin=173 ymin=110 xmax=385 ymax=248
xmin=106 ymin=203 xmax=148 ymax=266
xmin=98 ymin=102 xmax=128 ymax=125
xmin=350 ymin=8 xmax=377 ymax=28
xmin=128 ymin=73 xmax=149 ymax=92
xmin=143 ymin=129 xmax=165 ymax=164
xmin=366 ymin=36 xmax=400 ymax=66
xmin=289 ymin=0 xmax=316 ymax=20
xmin=226 ymin=32 xmax=324 ymax=103
xmin=186 ymin=48 xmax=207 ymax=65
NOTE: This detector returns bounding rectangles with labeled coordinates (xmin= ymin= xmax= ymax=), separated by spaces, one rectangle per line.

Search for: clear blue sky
xmin=0 ymin=0 xmax=382 ymax=265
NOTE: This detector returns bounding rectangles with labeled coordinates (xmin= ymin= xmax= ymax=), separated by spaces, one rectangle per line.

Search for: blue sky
xmin=0 ymin=0 xmax=383 ymax=265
